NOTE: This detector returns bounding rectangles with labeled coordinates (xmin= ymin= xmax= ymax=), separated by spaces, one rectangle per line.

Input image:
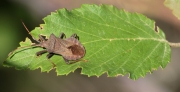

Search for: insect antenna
xmin=21 ymin=21 xmax=40 ymax=43
xmin=8 ymin=21 xmax=42 ymax=58
xmin=8 ymin=44 xmax=39 ymax=57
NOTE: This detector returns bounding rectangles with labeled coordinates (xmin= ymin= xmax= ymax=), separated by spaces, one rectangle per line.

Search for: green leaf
xmin=164 ymin=0 xmax=180 ymax=20
xmin=4 ymin=4 xmax=171 ymax=79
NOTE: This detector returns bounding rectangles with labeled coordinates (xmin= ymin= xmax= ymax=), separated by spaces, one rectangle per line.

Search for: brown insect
xmin=21 ymin=22 xmax=86 ymax=66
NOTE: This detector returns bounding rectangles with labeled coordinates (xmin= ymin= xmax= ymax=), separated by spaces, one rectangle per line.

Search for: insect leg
xmin=46 ymin=53 xmax=56 ymax=68
xmin=71 ymin=34 xmax=79 ymax=40
xmin=46 ymin=53 xmax=54 ymax=59
xmin=59 ymin=32 xmax=66 ymax=39
xmin=36 ymin=49 xmax=47 ymax=56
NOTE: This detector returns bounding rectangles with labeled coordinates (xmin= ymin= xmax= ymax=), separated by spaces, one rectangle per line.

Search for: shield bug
xmin=9 ymin=22 xmax=86 ymax=67
xmin=34 ymin=32 xmax=86 ymax=64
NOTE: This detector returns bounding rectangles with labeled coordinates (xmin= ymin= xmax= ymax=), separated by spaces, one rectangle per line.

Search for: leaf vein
xmin=106 ymin=8 xmax=153 ymax=38
xmin=133 ymin=42 xmax=161 ymax=73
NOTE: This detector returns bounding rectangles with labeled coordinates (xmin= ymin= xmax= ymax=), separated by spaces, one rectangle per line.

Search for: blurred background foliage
xmin=0 ymin=0 xmax=180 ymax=92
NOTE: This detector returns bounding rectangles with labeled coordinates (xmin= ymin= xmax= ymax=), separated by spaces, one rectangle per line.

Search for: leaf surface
xmin=164 ymin=0 xmax=180 ymax=20
xmin=4 ymin=4 xmax=171 ymax=79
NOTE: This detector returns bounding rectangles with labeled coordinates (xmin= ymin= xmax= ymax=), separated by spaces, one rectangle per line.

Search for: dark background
xmin=1 ymin=0 xmax=180 ymax=92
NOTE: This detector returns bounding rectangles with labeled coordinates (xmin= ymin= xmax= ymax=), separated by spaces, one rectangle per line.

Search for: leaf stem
xmin=169 ymin=42 xmax=180 ymax=47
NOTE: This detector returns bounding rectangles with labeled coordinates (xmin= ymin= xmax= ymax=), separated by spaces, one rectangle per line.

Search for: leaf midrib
xmin=82 ymin=38 xmax=167 ymax=44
